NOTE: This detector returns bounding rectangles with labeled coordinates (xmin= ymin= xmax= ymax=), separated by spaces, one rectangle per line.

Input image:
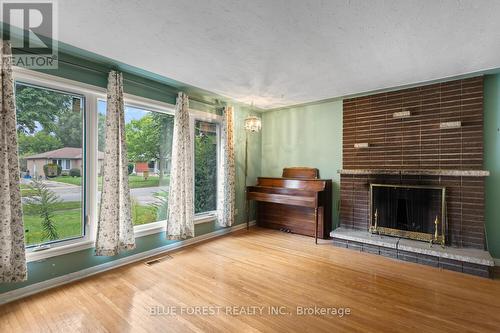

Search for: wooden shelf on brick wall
xmin=338 ymin=169 xmax=489 ymax=177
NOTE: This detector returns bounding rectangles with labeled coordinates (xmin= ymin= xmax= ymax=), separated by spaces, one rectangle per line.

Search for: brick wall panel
xmin=340 ymin=77 xmax=485 ymax=249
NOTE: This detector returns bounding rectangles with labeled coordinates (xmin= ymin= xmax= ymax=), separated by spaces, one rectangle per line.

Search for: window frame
xmin=96 ymin=96 xmax=177 ymax=236
xmin=14 ymin=77 xmax=89 ymax=250
xmin=14 ymin=68 xmax=223 ymax=262
xmin=191 ymin=112 xmax=221 ymax=218
xmin=64 ymin=159 xmax=71 ymax=170
xmin=52 ymin=159 xmax=71 ymax=170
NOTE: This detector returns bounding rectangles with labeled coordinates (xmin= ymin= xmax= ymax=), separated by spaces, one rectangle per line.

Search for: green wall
xmin=0 ymin=47 xmax=261 ymax=294
xmin=484 ymin=74 xmax=500 ymax=258
xmin=261 ymin=100 xmax=343 ymax=228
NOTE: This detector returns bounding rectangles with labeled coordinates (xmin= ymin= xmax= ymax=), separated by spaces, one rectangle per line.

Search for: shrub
xmin=25 ymin=178 xmax=61 ymax=241
xmin=19 ymin=158 xmax=27 ymax=172
xmin=43 ymin=163 xmax=62 ymax=178
xmin=194 ymin=134 xmax=217 ymax=213
xmin=128 ymin=163 xmax=134 ymax=175
xmin=151 ymin=190 xmax=169 ymax=221
xmin=69 ymin=168 xmax=81 ymax=177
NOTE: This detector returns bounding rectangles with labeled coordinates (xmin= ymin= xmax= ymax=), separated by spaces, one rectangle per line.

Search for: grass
xmin=23 ymin=201 xmax=159 ymax=246
xmin=51 ymin=176 xmax=83 ymax=186
xmin=23 ymin=201 xmax=81 ymax=215
xmin=23 ymin=203 xmax=83 ymax=246
xmin=49 ymin=175 xmax=163 ymax=189
xmin=131 ymin=203 xmax=158 ymax=226
xmin=127 ymin=175 xmax=161 ymax=189
xmin=20 ymin=184 xmax=37 ymax=197
xmin=21 ymin=173 xmax=166 ymax=246
xmin=21 ymin=189 xmax=38 ymax=197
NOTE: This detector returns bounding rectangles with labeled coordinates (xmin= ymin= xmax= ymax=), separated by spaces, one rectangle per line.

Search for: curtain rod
xmin=38 ymin=55 xmax=220 ymax=107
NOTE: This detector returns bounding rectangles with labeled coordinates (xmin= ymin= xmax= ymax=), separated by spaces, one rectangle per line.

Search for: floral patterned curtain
xmin=95 ymin=71 xmax=135 ymax=256
xmin=217 ymin=106 xmax=236 ymax=227
xmin=0 ymin=41 xmax=27 ymax=282
xmin=167 ymin=92 xmax=194 ymax=239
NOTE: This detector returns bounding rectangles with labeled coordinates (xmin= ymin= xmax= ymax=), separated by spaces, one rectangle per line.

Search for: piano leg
xmin=314 ymin=207 xmax=318 ymax=244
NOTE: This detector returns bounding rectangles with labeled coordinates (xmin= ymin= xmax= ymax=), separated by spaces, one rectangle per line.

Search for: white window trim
xmin=14 ymin=68 xmax=222 ymax=262
xmin=55 ymin=159 xmax=71 ymax=171
xmin=133 ymin=213 xmax=218 ymax=238
xmin=195 ymin=211 xmax=218 ymax=224
xmin=191 ymin=110 xmax=222 ymax=217
xmin=14 ymin=69 xmax=96 ymax=260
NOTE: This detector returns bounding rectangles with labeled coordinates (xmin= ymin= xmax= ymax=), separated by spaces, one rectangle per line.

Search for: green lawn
xmin=127 ymin=175 xmax=161 ymax=188
xmin=130 ymin=204 xmax=158 ymax=226
xmin=23 ymin=201 xmax=159 ymax=246
xmin=23 ymin=204 xmax=82 ymax=246
xmin=21 ymin=189 xmax=37 ymax=197
xmin=23 ymin=201 xmax=81 ymax=215
xmin=50 ymin=176 xmax=83 ymax=186
xmin=49 ymin=175 xmax=163 ymax=189
xmin=20 ymin=184 xmax=37 ymax=197
xmin=22 ymin=173 xmax=166 ymax=246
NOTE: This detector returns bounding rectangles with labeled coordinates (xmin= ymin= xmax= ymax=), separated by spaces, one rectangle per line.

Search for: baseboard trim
xmin=493 ymin=259 xmax=500 ymax=280
xmin=0 ymin=221 xmax=256 ymax=305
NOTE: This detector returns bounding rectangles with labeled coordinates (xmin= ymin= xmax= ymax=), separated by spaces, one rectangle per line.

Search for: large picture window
xmin=194 ymin=120 xmax=218 ymax=214
xmin=13 ymin=69 xmax=223 ymax=258
xmin=97 ymin=101 xmax=174 ymax=226
xmin=15 ymin=82 xmax=85 ymax=247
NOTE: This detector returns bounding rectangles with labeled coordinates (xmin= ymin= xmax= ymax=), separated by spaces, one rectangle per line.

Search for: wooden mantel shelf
xmin=338 ymin=169 xmax=490 ymax=177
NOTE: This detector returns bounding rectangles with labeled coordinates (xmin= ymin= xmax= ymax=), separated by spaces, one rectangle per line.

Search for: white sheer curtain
xmin=167 ymin=92 xmax=194 ymax=239
xmin=0 ymin=41 xmax=27 ymax=282
xmin=95 ymin=71 xmax=135 ymax=256
xmin=217 ymin=106 xmax=236 ymax=227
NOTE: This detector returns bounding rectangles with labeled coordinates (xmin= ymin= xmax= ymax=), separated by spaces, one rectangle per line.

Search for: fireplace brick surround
xmin=340 ymin=174 xmax=484 ymax=249
xmin=333 ymin=76 xmax=494 ymax=277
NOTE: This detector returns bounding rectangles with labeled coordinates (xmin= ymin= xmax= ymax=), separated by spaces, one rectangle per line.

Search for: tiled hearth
xmin=331 ymin=227 xmax=494 ymax=278
xmin=336 ymin=76 xmax=493 ymax=277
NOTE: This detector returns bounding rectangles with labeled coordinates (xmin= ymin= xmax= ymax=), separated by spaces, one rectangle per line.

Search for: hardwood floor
xmin=1 ymin=227 xmax=500 ymax=332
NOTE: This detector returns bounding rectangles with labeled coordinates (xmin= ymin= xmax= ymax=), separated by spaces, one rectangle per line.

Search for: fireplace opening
xmin=370 ymin=184 xmax=446 ymax=244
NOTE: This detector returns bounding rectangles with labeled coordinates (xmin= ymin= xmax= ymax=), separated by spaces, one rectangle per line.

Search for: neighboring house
xmin=134 ymin=161 xmax=157 ymax=176
xmin=134 ymin=159 xmax=169 ymax=176
xmin=134 ymin=162 xmax=150 ymax=175
xmin=24 ymin=147 xmax=104 ymax=178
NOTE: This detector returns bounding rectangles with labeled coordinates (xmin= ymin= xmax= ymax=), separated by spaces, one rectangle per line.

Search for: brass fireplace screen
xmin=369 ymin=184 xmax=447 ymax=246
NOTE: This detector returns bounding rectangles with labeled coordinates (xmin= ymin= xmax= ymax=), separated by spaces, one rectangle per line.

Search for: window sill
xmin=134 ymin=221 xmax=166 ymax=238
xmin=26 ymin=239 xmax=94 ymax=262
xmin=134 ymin=214 xmax=216 ymax=237
xmin=26 ymin=216 xmax=218 ymax=262
xmin=194 ymin=212 xmax=217 ymax=224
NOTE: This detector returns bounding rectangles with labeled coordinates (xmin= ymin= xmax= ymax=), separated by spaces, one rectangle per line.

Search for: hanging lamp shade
xmin=244 ymin=116 xmax=262 ymax=132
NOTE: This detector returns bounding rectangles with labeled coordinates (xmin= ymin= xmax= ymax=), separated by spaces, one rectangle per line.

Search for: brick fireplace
xmin=332 ymin=76 xmax=494 ymax=277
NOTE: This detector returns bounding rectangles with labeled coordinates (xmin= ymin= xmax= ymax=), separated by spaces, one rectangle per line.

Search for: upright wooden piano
xmin=246 ymin=167 xmax=332 ymax=243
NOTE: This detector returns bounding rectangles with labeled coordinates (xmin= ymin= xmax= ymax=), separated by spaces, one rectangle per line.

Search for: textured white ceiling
xmin=58 ymin=0 xmax=500 ymax=109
